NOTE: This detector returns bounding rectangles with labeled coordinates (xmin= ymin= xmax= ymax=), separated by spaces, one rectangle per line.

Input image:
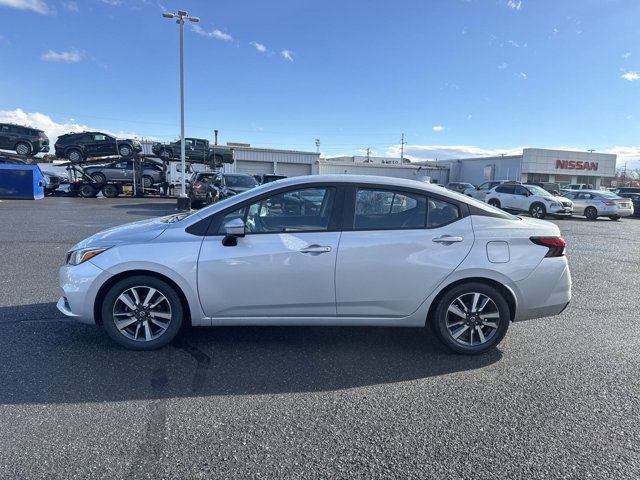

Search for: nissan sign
xmin=555 ymin=160 xmax=598 ymax=171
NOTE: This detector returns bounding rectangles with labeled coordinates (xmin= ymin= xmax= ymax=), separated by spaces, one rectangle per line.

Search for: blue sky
xmin=0 ymin=0 xmax=639 ymax=166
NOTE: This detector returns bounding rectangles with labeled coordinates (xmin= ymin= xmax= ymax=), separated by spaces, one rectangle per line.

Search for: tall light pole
xmin=162 ymin=10 xmax=199 ymax=210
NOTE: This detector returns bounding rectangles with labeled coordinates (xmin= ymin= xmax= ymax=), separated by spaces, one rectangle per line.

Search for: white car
xmin=57 ymin=175 xmax=572 ymax=355
xmin=463 ymin=180 xmax=515 ymax=201
xmin=485 ymin=184 xmax=573 ymax=219
xmin=561 ymin=190 xmax=634 ymax=220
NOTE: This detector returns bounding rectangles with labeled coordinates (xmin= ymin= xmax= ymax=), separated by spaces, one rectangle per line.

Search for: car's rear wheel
xmin=141 ymin=175 xmax=153 ymax=188
xmin=15 ymin=142 xmax=31 ymax=156
xmin=101 ymin=276 xmax=184 ymax=350
xmin=91 ymin=172 xmax=107 ymax=184
xmin=67 ymin=148 xmax=83 ymax=162
xmin=529 ymin=203 xmax=546 ymax=219
xmin=102 ymin=184 xmax=119 ymax=198
xmin=488 ymin=198 xmax=501 ymax=208
xmin=79 ymin=184 xmax=98 ymax=198
xmin=430 ymin=282 xmax=510 ymax=355
xmin=118 ymin=144 xmax=133 ymax=157
xmin=585 ymin=206 xmax=598 ymax=220
xmin=609 ymin=215 xmax=621 ymax=221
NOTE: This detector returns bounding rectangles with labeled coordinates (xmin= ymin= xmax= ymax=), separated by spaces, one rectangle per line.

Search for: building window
xmin=527 ymin=173 xmax=549 ymax=183
xmin=576 ymin=176 xmax=595 ymax=188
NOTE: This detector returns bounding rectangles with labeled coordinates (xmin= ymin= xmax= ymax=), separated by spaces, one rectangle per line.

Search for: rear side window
xmin=496 ymin=185 xmax=515 ymax=194
xmin=354 ymin=189 xmax=426 ymax=230
xmin=427 ymin=198 xmax=460 ymax=228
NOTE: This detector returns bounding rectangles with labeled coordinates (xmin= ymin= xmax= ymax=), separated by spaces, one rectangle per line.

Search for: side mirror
xmin=224 ymin=218 xmax=245 ymax=237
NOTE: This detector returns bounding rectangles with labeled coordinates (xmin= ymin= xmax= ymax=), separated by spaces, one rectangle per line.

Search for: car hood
xmin=70 ymin=216 xmax=175 ymax=250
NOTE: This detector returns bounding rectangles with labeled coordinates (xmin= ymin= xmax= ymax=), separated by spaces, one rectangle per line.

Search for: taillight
xmin=193 ymin=181 xmax=201 ymax=188
xmin=530 ymin=236 xmax=566 ymax=257
xmin=602 ymin=200 xmax=615 ymax=206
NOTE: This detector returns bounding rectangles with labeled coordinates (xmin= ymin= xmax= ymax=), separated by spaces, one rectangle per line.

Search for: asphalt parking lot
xmin=0 ymin=197 xmax=639 ymax=479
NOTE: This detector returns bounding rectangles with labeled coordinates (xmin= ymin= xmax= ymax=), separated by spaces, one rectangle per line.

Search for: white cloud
xmin=498 ymin=62 xmax=508 ymax=70
xmin=41 ymin=49 xmax=83 ymax=63
xmin=250 ymin=41 xmax=267 ymax=53
xmin=507 ymin=0 xmax=522 ymax=10
xmin=62 ymin=1 xmax=78 ymax=12
xmin=519 ymin=72 xmax=528 ymax=79
xmin=191 ymin=25 xmax=233 ymax=42
xmin=432 ymin=125 xmax=445 ymax=132
xmin=0 ymin=108 xmax=143 ymax=149
xmin=281 ymin=50 xmax=294 ymax=62
xmin=0 ymin=0 xmax=49 ymax=14
xmin=622 ymin=71 xmax=640 ymax=81
xmin=467 ymin=114 xmax=473 ymax=120
xmin=622 ymin=52 xmax=631 ymax=60
xmin=506 ymin=39 xmax=520 ymax=48
xmin=387 ymin=144 xmax=525 ymax=162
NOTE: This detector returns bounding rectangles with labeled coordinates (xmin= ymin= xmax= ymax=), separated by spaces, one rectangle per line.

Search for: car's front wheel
xmin=101 ymin=276 xmax=184 ymax=350
xmin=118 ymin=144 xmax=133 ymax=157
xmin=529 ymin=203 xmax=546 ymax=219
xmin=585 ymin=206 xmax=598 ymax=220
xmin=430 ymin=282 xmax=510 ymax=355
xmin=488 ymin=198 xmax=501 ymax=208
xmin=91 ymin=172 xmax=107 ymax=184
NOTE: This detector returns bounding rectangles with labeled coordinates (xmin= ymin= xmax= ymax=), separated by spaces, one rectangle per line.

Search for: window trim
xmin=341 ymin=183 xmax=468 ymax=232
xmin=202 ymin=183 xmax=346 ymax=236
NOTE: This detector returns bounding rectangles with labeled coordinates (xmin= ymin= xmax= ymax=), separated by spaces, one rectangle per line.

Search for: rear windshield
xmin=225 ymin=175 xmax=258 ymax=188
xmin=598 ymin=192 xmax=621 ymax=199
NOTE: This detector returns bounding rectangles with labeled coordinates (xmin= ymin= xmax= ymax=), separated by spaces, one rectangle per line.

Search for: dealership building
xmin=432 ymin=148 xmax=617 ymax=189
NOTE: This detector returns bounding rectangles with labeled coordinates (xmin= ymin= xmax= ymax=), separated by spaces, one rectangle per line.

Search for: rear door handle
xmin=433 ymin=235 xmax=464 ymax=244
xmin=299 ymin=245 xmax=332 ymax=255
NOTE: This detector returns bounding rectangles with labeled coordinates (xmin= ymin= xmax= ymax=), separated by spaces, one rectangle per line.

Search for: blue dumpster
xmin=0 ymin=164 xmax=46 ymax=200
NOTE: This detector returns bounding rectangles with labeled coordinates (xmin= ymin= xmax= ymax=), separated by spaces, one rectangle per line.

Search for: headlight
xmin=549 ymin=201 xmax=562 ymax=208
xmin=66 ymin=246 xmax=111 ymax=266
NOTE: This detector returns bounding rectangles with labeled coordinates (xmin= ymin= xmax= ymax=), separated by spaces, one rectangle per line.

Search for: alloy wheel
xmin=69 ymin=150 xmax=81 ymax=162
xmin=119 ymin=145 xmax=132 ymax=157
xmin=531 ymin=205 xmax=544 ymax=218
xmin=112 ymin=286 xmax=172 ymax=342
xmin=445 ymin=292 xmax=500 ymax=346
xmin=16 ymin=143 xmax=30 ymax=155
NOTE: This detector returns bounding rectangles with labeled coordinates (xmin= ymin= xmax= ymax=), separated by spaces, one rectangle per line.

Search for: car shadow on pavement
xmin=110 ymin=202 xmax=178 ymax=217
xmin=0 ymin=303 xmax=502 ymax=405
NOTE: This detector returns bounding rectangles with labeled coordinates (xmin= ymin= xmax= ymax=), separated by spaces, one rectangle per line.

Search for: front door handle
xmin=433 ymin=235 xmax=464 ymax=244
xmin=299 ymin=245 xmax=332 ymax=255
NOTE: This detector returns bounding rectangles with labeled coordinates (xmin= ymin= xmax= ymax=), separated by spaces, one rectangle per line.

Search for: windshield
xmin=225 ymin=174 xmax=258 ymax=188
xmin=525 ymin=185 xmax=554 ymax=197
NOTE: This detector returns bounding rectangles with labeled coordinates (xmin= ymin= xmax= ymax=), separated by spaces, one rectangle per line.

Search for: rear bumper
xmin=512 ymin=257 xmax=572 ymax=322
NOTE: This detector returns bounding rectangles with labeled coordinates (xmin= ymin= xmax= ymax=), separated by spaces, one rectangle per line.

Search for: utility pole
xmin=365 ymin=147 xmax=371 ymax=163
xmin=400 ymin=133 xmax=406 ymax=164
xmin=315 ymin=138 xmax=320 ymax=154
xmin=587 ymin=149 xmax=595 ymax=153
xmin=163 ymin=9 xmax=200 ymax=210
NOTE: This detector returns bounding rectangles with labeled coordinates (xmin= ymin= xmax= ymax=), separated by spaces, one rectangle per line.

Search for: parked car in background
xmin=0 ymin=123 xmax=50 ymax=156
xmin=55 ymin=132 xmax=141 ymax=162
xmin=616 ymin=186 xmax=640 ymax=195
xmin=562 ymin=190 xmax=634 ymax=220
xmin=617 ymin=192 xmax=640 ymax=217
xmin=213 ymin=173 xmax=259 ymax=198
xmin=187 ymin=171 xmax=219 ymax=207
xmin=151 ymin=138 xmax=233 ymax=166
xmin=565 ymin=183 xmax=593 ymax=190
xmin=446 ymin=182 xmax=474 ymax=193
xmin=57 ymin=175 xmax=571 ymax=354
xmin=84 ymin=159 xmax=163 ymax=188
xmin=463 ymin=180 xmax=520 ymax=200
xmin=254 ymin=174 xmax=287 ymax=185
xmin=40 ymin=170 xmax=63 ymax=195
xmin=486 ymin=184 xmax=573 ymax=219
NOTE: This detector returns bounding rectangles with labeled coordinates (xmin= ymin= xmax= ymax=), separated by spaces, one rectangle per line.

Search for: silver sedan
xmin=562 ymin=190 xmax=634 ymax=220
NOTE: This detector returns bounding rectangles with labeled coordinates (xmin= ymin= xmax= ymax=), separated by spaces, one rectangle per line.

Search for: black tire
xmin=430 ymin=282 xmax=510 ymax=355
xmin=488 ymin=198 xmax=501 ymax=208
xmin=118 ymin=144 xmax=133 ymax=158
xmin=205 ymin=192 xmax=213 ymax=206
xmin=15 ymin=142 xmax=32 ymax=156
xmin=67 ymin=148 xmax=83 ymax=163
xmin=79 ymin=184 xmax=97 ymax=198
xmin=529 ymin=203 xmax=546 ymax=219
xmin=101 ymin=275 xmax=184 ymax=350
xmin=585 ymin=206 xmax=598 ymax=221
xmin=102 ymin=184 xmax=119 ymax=198
xmin=141 ymin=175 xmax=153 ymax=189
xmin=91 ymin=172 xmax=107 ymax=184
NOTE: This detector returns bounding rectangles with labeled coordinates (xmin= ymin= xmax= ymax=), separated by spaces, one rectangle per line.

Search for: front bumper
xmin=549 ymin=205 xmax=573 ymax=216
xmin=57 ymin=260 xmax=112 ymax=324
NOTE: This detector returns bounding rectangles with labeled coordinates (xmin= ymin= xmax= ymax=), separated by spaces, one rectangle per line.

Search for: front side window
xmin=354 ymin=189 xmax=426 ymax=230
xmin=478 ymin=182 xmax=490 ymax=190
xmin=219 ymin=187 xmax=335 ymax=234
